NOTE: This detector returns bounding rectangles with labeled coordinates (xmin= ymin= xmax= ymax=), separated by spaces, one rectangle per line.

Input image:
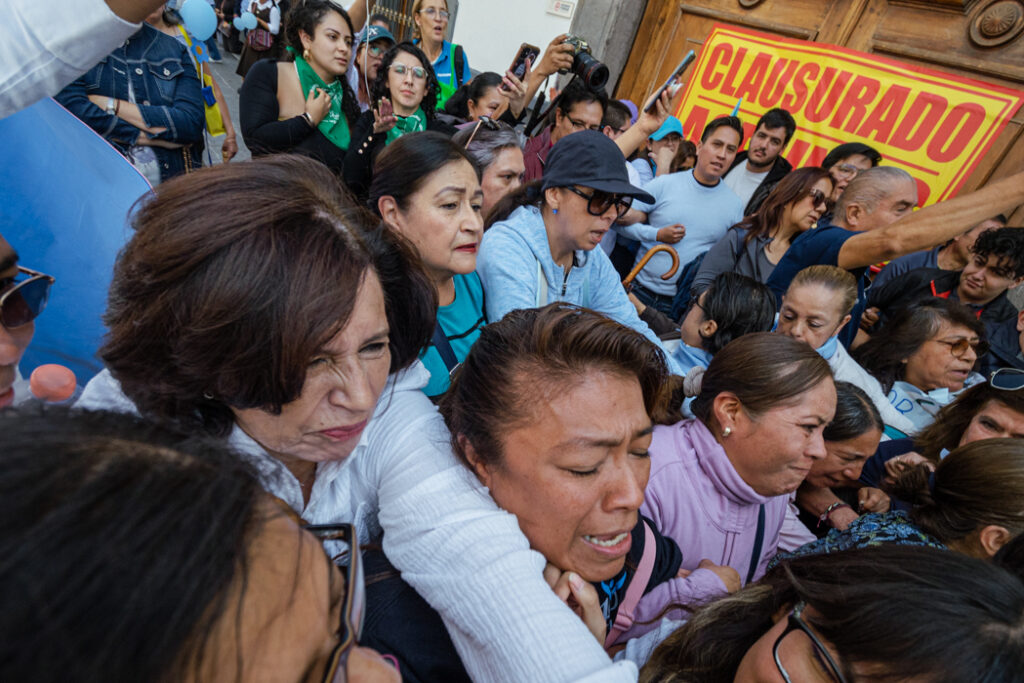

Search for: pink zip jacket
xmin=630 ymin=418 xmax=790 ymax=629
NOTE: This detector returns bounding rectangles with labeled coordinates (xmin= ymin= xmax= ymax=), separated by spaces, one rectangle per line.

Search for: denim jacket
xmin=56 ymin=24 xmax=204 ymax=181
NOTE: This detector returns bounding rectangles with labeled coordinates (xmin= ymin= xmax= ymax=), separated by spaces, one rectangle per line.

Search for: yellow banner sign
xmin=674 ymin=24 xmax=1024 ymax=205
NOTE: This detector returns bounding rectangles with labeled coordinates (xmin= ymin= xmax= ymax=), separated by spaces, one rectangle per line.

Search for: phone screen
xmin=509 ymin=43 xmax=540 ymax=80
xmin=645 ymin=50 xmax=696 ymax=113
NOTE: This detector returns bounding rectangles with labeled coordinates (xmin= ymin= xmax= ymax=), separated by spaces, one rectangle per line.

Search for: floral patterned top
xmin=769 ymin=510 xmax=945 ymax=569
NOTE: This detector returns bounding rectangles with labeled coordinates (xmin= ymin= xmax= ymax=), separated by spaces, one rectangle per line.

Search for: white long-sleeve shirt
xmin=77 ymin=363 xmax=638 ymax=682
xmin=1 ymin=0 xmax=139 ymax=119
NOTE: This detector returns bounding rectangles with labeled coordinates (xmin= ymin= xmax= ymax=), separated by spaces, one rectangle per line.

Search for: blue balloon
xmin=179 ymin=0 xmax=217 ymax=41
xmin=233 ymin=16 xmax=245 ymax=31
xmin=241 ymin=11 xmax=258 ymax=30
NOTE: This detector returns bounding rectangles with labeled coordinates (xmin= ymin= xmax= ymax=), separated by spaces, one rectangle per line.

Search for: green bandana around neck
xmin=290 ymin=47 xmax=350 ymax=150
xmin=386 ymin=108 xmax=426 ymax=145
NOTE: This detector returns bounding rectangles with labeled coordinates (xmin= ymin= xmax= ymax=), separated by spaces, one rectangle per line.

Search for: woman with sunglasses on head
xmin=0 ymin=409 xmax=398 ymax=683
xmin=343 ymin=42 xmax=455 ymax=200
xmin=410 ymin=0 xmax=470 ymax=102
xmin=777 ymin=266 xmax=915 ymax=436
xmin=369 ymin=132 xmax=485 ymax=398
xmin=452 ymin=118 xmax=525 ymax=220
xmin=858 ymin=371 xmax=1024 ymax=494
xmin=638 ymin=545 xmax=1024 ymax=681
xmin=76 ymin=155 xmax=639 ymax=683
xmin=854 ymin=298 xmax=987 ymax=432
xmin=239 ymin=0 xmax=361 ymax=175
xmin=478 ymin=130 xmax=686 ymax=374
xmin=0 ymin=234 xmax=54 ymax=409
xmin=691 ymin=168 xmax=833 ymax=295
xmin=774 ymin=438 xmax=1024 ymax=566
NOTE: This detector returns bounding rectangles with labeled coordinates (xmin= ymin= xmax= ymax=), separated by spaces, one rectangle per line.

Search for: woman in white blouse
xmin=77 ymin=155 xmax=637 ymax=682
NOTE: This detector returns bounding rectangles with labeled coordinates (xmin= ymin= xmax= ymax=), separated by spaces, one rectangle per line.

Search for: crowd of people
xmin=5 ymin=0 xmax=1024 ymax=680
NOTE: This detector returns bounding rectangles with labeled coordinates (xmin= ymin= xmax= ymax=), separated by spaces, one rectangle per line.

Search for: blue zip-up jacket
xmin=477 ymin=204 xmax=683 ymax=375
xmin=56 ymin=24 xmax=204 ymax=182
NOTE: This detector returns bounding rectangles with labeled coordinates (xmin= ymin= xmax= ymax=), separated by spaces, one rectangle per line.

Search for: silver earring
xmin=203 ymin=391 xmax=214 ymax=400
xmin=722 ymin=427 xmax=732 ymax=437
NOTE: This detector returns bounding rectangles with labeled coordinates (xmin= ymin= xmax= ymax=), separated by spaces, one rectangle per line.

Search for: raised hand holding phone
xmin=645 ymin=49 xmax=696 ymax=113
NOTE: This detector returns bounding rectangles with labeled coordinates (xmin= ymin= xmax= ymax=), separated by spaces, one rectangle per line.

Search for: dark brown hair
xmin=684 ymin=332 xmax=832 ymax=427
xmin=735 ymin=167 xmax=832 ymax=246
xmin=439 ymin=303 xmax=669 ymax=469
xmin=889 ymin=438 xmax=1024 ymax=546
xmin=913 ymin=381 xmax=1024 ymax=462
xmin=852 ymin=298 xmax=987 ymax=393
xmin=101 ymin=155 xmax=435 ymax=437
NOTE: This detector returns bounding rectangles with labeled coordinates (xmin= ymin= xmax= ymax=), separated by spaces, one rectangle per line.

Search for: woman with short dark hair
xmin=76 ymin=155 xmax=630 ymax=682
xmin=854 ymin=298 xmax=987 ymax=431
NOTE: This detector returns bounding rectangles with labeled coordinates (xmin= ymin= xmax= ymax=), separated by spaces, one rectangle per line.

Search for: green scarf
xmin=291 ymin=49 xmax=350 ymax=150
xmin=386 ymin=108 xmax=427 ymax=146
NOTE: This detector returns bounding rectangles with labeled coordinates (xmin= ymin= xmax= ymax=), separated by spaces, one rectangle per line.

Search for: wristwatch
xmin=106 ymin=97 xmax=117 ymax=115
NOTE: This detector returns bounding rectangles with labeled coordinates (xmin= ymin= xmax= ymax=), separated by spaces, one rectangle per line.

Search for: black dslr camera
xmin=560 ymin=35 xmax=609 ymax=90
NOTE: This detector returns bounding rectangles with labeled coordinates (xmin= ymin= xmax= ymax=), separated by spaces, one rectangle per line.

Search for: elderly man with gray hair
xmin=767 ymin=166 xmax=1024 ymax=348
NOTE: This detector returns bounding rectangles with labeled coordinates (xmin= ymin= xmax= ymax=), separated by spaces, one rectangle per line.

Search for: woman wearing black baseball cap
xmin=476 ymin=130 xmax=683 ymax=373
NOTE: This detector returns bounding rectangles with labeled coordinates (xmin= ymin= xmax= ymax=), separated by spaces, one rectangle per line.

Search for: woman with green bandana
xmin=343 ymin=42 xmax=455 ymax=201
xmin=239 ymin=0 xmax=360 ymax=175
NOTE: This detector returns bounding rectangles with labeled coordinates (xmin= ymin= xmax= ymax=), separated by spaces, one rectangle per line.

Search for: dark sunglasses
xmin=565 ymin=186 xmax=633 ymax=219
xmin=304 ymin=523 xmax=365 ymax=683
xmin=1 ymin=266 xmax=54 ymax=329
xmin=807 ymin=189 xmax=828 ymax=209
xmin=990 ymin=368 xmax=1024 ymax=391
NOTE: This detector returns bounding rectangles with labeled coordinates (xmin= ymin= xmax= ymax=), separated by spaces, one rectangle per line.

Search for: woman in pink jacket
xmin=634 ymin=333 xmax=836 ymax=625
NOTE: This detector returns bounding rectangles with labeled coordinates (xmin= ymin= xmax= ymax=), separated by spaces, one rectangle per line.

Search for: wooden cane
xmin=622 ymin=244 xmax=680 ymax=290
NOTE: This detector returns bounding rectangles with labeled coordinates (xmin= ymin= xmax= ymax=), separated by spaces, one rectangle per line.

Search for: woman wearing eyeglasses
xmin=853 ymin=298 xmax=987 ymax=432
xmin=77 ymin=155 xmax=636 ymax=682
xmin=0 ymin=409 xmax=400 ymax=683
xmin=478 ymin=130 xmax=685 ymax=374
xmin=858 ymin=372 xmax=1024 ymax=494
xmin=239 ymin=0 xmax=361 ymax=175
xmin=411 ymin=0 xmax=470 ymax=102
xmin=820 ymin=141 xmax=881 ymax=207
xmin=343 ymin=42 xmax=455 ymax=200
xmin=369 ymin=132 xmax=485 ymax=398
xmin=691 ymin=168 xmax=834 ymax=295
xmin=0 ymin=235 xmax=53 ymax=409
xmin=638 ymin=545 xmax=1024 ymax=681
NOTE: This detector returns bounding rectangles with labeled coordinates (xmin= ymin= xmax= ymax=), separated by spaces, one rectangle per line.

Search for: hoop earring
xmin=722 ymin=427 xmax=732 ymax=437
xmin=203 ymin=391 xmax=214 ymax=400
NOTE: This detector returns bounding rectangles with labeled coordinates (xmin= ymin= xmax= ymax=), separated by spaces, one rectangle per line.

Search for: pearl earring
xmin=722 ymin=427 xmax=732 ymax=437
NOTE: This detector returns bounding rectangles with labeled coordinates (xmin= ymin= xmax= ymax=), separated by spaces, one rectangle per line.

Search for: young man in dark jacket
xmin=723 ymin=108 xmax=795 ymax=215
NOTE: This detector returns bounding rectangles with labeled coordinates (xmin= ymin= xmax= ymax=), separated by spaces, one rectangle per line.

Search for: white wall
xmin=451 ymin=0 xmax=575 ymax=76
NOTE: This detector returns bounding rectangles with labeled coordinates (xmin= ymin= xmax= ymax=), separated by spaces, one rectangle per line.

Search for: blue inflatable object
xmin=179 ymin=0 xmax=218 ymax=41
xmin=233 ymin=16 xmax=245 ymax=31
xmin=241 ymin=11 xmax=258 ymax=30
xmin=0 ymin=98 xmax=150 ymax=384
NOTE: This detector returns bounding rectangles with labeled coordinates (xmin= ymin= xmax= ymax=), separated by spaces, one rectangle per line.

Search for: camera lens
xmin=574 ymin=52 xmax=609 ymax=90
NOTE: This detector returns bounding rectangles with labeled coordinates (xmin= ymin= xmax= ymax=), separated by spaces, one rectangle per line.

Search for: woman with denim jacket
xmin=56 ymin=19 xmax=205 ymax=185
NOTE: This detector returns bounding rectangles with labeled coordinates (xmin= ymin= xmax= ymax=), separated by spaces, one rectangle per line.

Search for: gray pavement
xmin=205 ymin=48 xmax=251 ymax=164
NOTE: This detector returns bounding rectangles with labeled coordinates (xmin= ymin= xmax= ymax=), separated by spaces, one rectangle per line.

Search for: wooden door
xmin=618 ymin=0 xmax=1024 ymax=221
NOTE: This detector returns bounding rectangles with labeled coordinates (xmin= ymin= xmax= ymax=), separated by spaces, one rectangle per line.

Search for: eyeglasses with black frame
xmin=990 ymin=368 xmax=1024 ymax=391
xmin=1 ymin=266 xmax=54 ymax=329
xmin=773 ymin=601 xmax=847 ymax=683
xmin=564 ymin=186 xmax=633 ymax=220
xmin=304 ymin=523 xmax=365 ymax=683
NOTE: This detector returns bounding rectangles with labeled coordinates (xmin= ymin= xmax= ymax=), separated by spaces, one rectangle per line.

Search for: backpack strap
xmin=430 ymin=322 xmax=460 ymax=375
xmin=604 ymin=521 xmax=656 ymax=649
xmin=453 ymin=44 xmax=466 ymax=87
xmin=746 ymin=504 xmax=766 ymax=585
xmin=535 ymin=259 xmax=548 ymax=307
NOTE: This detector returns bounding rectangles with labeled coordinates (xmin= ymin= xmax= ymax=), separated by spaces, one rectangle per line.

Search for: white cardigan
xmin=77 ymin=363 xmax=637 ymax=682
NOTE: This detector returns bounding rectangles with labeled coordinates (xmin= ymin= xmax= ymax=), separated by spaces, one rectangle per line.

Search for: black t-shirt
xmin=593 ymin=515 xmax=682 ymax=634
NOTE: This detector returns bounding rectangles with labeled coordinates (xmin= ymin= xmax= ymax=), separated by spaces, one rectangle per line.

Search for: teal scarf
xmin=386 ymin=108 xmax=426 ymax=145
xmin=290 ymin=48 xmax=350 ymax=150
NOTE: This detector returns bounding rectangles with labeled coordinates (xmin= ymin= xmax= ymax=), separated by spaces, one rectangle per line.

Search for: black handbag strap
xmin=746 ymin=504 xmax=766 ymax=585
xmin=431 ymin=323 xmax=459 ymax=374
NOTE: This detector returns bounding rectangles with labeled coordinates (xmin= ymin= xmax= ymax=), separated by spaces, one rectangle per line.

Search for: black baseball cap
xmin=541 ymin=130 xmax=655 ymax=204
